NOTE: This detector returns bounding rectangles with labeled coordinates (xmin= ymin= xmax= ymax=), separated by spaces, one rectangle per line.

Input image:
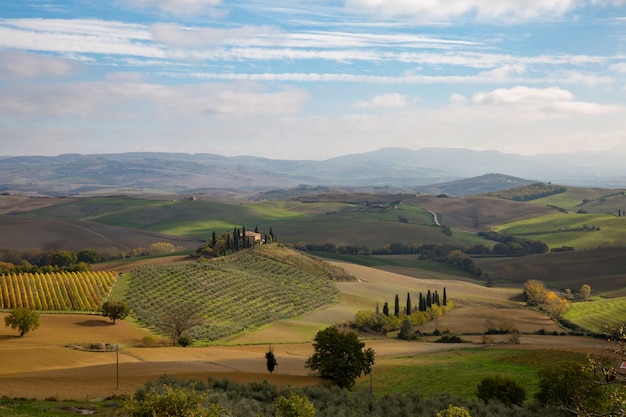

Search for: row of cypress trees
xmin=382 ymin=288 xmax=447 ymax=317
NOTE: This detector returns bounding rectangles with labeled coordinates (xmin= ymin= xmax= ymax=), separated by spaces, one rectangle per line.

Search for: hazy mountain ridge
xmin=0 ymin=148 xmax=623 ymax=197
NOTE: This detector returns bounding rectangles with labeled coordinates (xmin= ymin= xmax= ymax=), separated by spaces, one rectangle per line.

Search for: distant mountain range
xmin=0 ymin=147 xmax=624 ymax=197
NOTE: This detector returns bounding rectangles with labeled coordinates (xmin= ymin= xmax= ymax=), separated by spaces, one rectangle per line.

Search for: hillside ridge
xmin=1 ymin=148 xmax=625 ymax=197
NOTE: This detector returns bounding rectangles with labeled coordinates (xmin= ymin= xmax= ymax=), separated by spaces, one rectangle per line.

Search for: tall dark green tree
xmin=382 ymin=301 xmax=389 ymax=316
xmin=211 ymin=231 xmax=217 ymax=246
xmin=406 ymin=292 xmax=412 ymax=316
xmin=265 ymin=345 xmax=278 ymax=373
xmin=427 ymin=289 xmax=432 ymax=308
xmin=233 ymin=227 xmax=239 ymax=251
xmin=443 ymin=287 xmax=447 ymax=306
xmin=242 ymin=226 xmax=247 ymax=248
xmin=419 ymin=292 xmax=426 ymax=312
xmin=394 ymin=294 xmax=400 ymax=317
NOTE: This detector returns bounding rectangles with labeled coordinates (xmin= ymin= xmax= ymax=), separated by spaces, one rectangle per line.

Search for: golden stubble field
xmin=0 ymin=261 xmax=606 ymax=400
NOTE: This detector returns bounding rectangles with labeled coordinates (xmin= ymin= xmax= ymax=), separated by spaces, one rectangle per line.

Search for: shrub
xmin=177 ymin=334 xmax=192 ymax=347
xmin=435 ymin=335 xmax=466 ymax=343
xmin=125 ymin=385 xmax=224 ymax=417
xmin=476 ymin=375 xmax=526 ymax=406
xmin=274 ymin=392 xmax=315 ymax=417
xmin=436 ymin=404 xmax=472 ymax=417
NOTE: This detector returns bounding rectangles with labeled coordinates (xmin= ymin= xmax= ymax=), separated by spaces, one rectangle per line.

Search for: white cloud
xmin=0 ymin=79 xmax=309 ymax=119
xmin=128 ymin=0 xmax=222 ymax=15
xmin=354 ymin=93 xmax=409 ymax=109
xmin=609 ymin=62 xmax=626 ymax=73
xmin=343 ymin=0 xmax=577 ymax=22
xmin=472 ymin=86 xmax=574 ymax=105
xmin=470 ymin=86 xmax=620 ymax=116
xmin=345 ymin=0 xmax=577 ymax=23
xmin=0 ymin=19 xmax=163 ymax=58
xmin=0 ymin=50 xmax=82 ymax=80
xmin=150 ymin=23 xmax=283 ymax=48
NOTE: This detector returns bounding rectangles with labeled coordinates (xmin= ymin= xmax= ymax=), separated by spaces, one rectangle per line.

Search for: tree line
xmin=352 ymin=288 xmax=453 ymax=336
xmin=0 ymin=241 xmax=183 ymax=274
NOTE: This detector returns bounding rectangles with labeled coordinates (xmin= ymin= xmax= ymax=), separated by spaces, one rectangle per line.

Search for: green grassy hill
xmin=493 ymin=212 xmax=626 ymax=249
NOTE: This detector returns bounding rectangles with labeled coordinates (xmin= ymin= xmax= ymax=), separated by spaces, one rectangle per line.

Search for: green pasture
xmin=531 ymin=187 xmax=625 ymax=212
xmin=494 ymin=213 xmax=626 ymax=249
xmin=354 ymin=348 xmax=589 ymax=399
xmin=564 ymin=297 xmax=626 ymax=333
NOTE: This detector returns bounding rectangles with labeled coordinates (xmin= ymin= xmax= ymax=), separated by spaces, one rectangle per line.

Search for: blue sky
xmin=1 ymin=0 xmax=626 ymax=160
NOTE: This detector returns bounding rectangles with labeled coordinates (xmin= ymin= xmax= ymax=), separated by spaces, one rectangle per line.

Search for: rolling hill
xmin=1 ymin=148 xmax=625 ymax=197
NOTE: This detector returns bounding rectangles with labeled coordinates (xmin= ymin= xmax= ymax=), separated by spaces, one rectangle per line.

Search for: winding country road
xmin=425 ymin=208 xmax=441 ymax=226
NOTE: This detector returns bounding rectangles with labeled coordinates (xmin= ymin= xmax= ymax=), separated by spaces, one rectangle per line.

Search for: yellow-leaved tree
xmin=543 ymin=291 xmax=570 ymax=319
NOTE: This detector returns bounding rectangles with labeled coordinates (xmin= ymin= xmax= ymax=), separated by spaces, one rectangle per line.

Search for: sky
xmin=1 ymin=0 xmax=626 ymax=160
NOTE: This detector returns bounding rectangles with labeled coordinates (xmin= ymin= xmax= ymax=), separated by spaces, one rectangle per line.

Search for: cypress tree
xmin=394 ymin=294 xmax=400 ymax=317
xmin=242 ymin=226 xmax=247 ymax=248
xmin=382 ymin=302 xmax=389 ymax=316
xmin=443 ymin=287 xmax=447 ymax=306
xmin=269 ymin=227 xmax=274 ymax=242
xmin=434 ymin=290 xmax=440 ymax=306
xmin=419 ymin=292 xmax=425 ymax=312
xmin=211 ymin=231 xmax=217 ymax=246
xmin=233 ymin=227 xmax=239 ymax=251
xmin=427 ymin=289 xmax=432 ymax=308
xmin=406 ymin=292 xmax=412 ymax=316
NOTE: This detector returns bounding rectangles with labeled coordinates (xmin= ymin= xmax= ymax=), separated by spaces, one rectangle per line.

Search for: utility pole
xmin=116 ymin=344 xmax=119 ymax=390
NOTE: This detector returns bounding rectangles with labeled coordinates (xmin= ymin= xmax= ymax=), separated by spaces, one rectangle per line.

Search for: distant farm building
xmin=242 ymin=231 xmax=262 ymax=243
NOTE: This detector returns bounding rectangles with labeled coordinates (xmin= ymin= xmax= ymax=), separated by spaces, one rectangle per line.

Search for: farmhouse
xmin=242 ymin=230 xmax=262 ymax=243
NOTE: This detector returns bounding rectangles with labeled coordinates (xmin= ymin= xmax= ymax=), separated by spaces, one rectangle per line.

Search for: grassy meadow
xmin=354 ymin=348 xmax=590 ymax=398
xmin=494 ymin=212 xmax=626 ymax=249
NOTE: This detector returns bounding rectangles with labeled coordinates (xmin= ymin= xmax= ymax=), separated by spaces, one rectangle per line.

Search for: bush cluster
xmin=128 ymin=376 xmax=571 ymax=417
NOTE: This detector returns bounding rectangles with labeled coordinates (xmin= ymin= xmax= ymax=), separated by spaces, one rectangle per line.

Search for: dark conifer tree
xmin=254 ymin=225 xmax=259 ymax=233
xmin=427 ymin=289 xmax=432 ymax=308
xmin=443 ymin=287 xmax=447 ymax=306
xmin=382 ymin=301 xmax=389 ymax=316
xmin=269 ymin=227 xmax=274 ymax=242
xmin=419 ymin=292 xmax=425 ymax=312
xmin=242 ymin=226 xmax=247 ymax=248
xmin=406 ymin=292 xmax=412 ymax=316
xmin=211 ymin=231 xmax=217 ymax=246
xmin=394 ymin=294 xmax=400 ymax=317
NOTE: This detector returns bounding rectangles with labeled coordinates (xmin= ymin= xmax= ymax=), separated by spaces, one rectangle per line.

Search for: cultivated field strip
xmin=564 ymin=296 xmax=626 ymax=333
xmin=0 ymin=271 xmax=117 ymax=311
xmin=126 ymin=253 xmax=339 ymax=341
